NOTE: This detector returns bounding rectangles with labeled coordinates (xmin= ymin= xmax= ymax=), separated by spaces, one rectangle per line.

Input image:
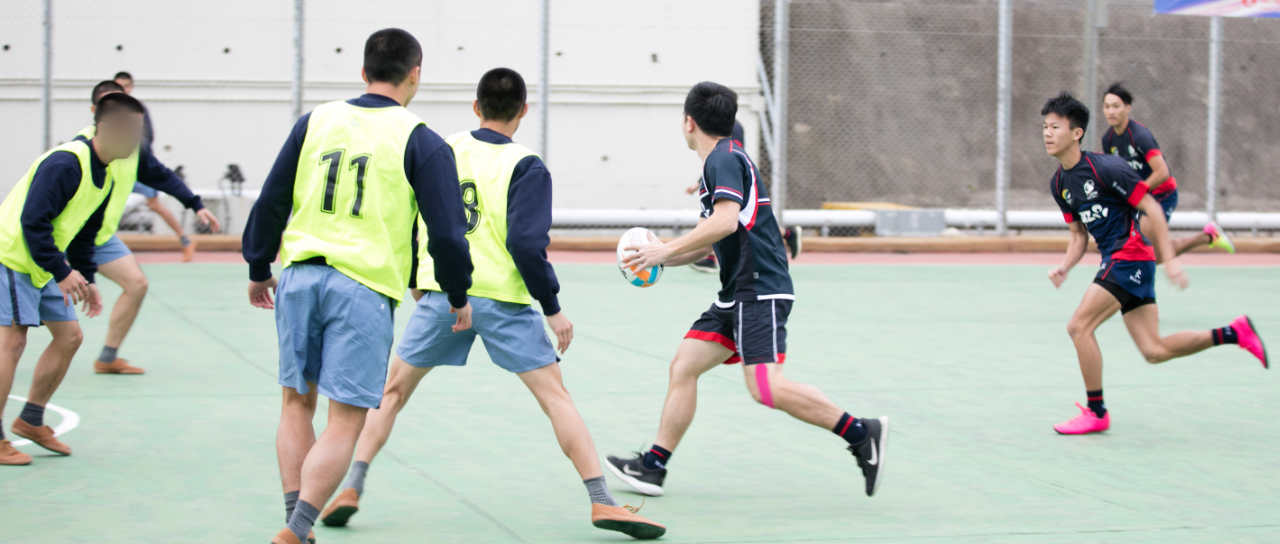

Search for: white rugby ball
xmin=617 ymin=227 xmax=664 ymax=288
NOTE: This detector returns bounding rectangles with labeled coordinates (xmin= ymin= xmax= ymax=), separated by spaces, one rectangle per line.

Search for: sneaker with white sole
xmin=606 ymin=452 xmax=667 ymax=496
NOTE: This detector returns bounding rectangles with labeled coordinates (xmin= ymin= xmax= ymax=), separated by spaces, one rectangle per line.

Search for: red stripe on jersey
xmin=1127 ymin=181 xmax=1150 ymax=208
xmin=1152 ymin=176 xmax=1177 ymax=195
xmin=1112 ymin=220 xmax=1157 ymax=261
xmin=1063 ymin=213 xmax=1075 ymax=224
xmin=1144 ymin=149 xmax=1163 ymax=162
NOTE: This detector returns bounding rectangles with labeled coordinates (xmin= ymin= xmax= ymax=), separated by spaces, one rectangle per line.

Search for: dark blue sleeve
xmin=21 ymin=152 xmax=83 ymax=283
xmin=1096 ymin=155 xmax=1149 ymax=208
xmin=135 ymin=143 xmax=204 ymax=211
xmin=242 ymin=112 xmax=309 ymax=281
xmin=505 ymin=156 xmax=560 ymax=315
xmin=406 ymin=126 xmax=472 ymax=308
xmin=705 ymin=151 xmax=746 ymax=208
xmin=65 ymin=197 xmax=109 ymax=284
xmin=1133 ymin=125 xmax=1161 ymax=156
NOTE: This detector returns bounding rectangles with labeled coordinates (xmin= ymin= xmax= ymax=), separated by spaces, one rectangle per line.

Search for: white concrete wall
xmin=0 ymin=0 xmax=761 ymax=234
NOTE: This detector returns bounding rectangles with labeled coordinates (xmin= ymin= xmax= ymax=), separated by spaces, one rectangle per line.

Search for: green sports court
xmin=3 ymin=257 xmax=1276 ymax=543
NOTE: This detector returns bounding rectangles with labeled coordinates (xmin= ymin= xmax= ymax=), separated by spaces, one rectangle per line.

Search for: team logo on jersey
xmin=1128 ymin=145 xmax=1137 ymax=157
xmin=1111 ymin=182 xmax=1129 ymax=197
xmin=1083 ymin=180 xmax=1098 ymax=200
xmin=1080 ymin=203 xmax=1108 ymax=224
xmin=1129 ymin=269 xmax=1143 ymax=284
xmin=1061 ymin=189 xmax=1073 ymax=205
xmin=1110 ymin=146 xmax=1119 ymax=155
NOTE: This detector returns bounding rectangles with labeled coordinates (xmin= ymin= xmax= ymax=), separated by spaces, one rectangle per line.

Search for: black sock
xmin=833 ymin=413 xmax=868 ymax=445
xmin=284 ymin=491 xmax=299 ymax=524
xmin=642 ymin=445 xmax=671 ymax=470
xmin=1212 ymin=326 xmax=1239 ymax=346
xmin=1087 ymin=390 xmax=1106 ymax=418
xmin=19 ymin=402 xmax=45 ymax=427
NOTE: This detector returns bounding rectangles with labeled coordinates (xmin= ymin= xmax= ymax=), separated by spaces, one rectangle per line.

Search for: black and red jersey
xmin=1051 ymin=150 xmax=1155 ymax=262
xmin=1101 ymin=119 xmax=1176 ymax=195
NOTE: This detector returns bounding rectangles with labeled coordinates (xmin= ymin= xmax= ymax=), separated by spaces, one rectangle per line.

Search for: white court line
xmin=6 ymin=395 xmax=80 ymax=447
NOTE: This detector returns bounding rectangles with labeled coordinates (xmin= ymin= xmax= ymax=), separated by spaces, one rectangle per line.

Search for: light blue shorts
xmin=275 ymin=263 xmax=395 ymax=409
xmin=397 ymin=291 xmax=558 ymax=374
xmin=92 ymin=235 xmax=133 ymax=266
xmin=132 ymin=183 xmax=158 ymax=198
xmin=0 ymin=263 xmax=78 ymax=326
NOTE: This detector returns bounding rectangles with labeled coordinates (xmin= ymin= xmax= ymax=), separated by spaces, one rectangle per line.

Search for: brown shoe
xmin=95 ymin=358 xmax=145 ymax=374
xmin=0 ymin=440 xmax=33 ymax=465
xmin=11 ymin=418 xmax=71 ymax=456
xmin=182 ymin=238 xmax=197 ymax=262
xmin=591 ymin=502 xmax=666 ymax=539
xmin=319 ymin=487 xmax=360 ymax=527
xmin=270 ymin=528 xmax=303 ymax=544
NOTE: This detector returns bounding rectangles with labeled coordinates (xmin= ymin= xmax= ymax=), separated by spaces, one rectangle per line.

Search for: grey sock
xmin=19 ymin=402 xmax=45 ymax=427
xmin=180 ymin=235 xmax=192 ymax=247
xmin=284 ymin=491 xmax=299 ymax=524
xmin=288 ymin=499 xmax=319 ymax=543
xmin=98 ymin=346 xmax=119 ymax=364
xmin=0 ymin=419 xmax=5 ymax=440
xmin=584 ymin=476 xmax=618 ymax=507
xmin=344 ymin=461 xmax=369 ymax=496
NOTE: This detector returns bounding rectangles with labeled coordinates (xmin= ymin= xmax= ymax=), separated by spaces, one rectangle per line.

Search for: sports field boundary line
xmin=6 ymin=395 xmax=79 ymax=447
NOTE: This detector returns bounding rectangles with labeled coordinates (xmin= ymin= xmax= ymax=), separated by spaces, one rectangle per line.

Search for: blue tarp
xmin=1155 ymin=0 xmax=1280 ymax=17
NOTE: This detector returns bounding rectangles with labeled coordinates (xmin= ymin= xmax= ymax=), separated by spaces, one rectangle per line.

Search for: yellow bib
xmin=417 ymin=131 xmax=536 ymax=306
xmin=279 ymin=100 xmax=424 ymax=303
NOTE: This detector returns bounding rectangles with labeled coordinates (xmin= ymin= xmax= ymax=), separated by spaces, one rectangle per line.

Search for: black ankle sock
xmin=642 ymin=445 xmax=671 ymax=470
xmin=833 ymin=413 xmax=868 ymax=445
xmin=1212 ymin=326 xmax=1239 ymax=346
xmin=1086 ymin=390 xmax=1106 ymax=418
xmin=19 ymin=402 xmax=45 ymax=427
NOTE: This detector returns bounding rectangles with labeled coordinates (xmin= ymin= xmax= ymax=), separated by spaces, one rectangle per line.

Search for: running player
xmin=0 ymin=93 xmax=147 ymax=466
xmin=241 ymin=29 xmax=474 ymax=544
xmin=684 ymin=121 xmax=802 ymax=273
xmin=317 ymin=68 xmax=665 ymax=540
xmin=112 ymin=72 xmax=201 ymax=261
xmin=607 ymin=82 xmax=889 ymax=497
xmin=74 ymin=81 xmax=221 ymax=376
xmin=1101 ymin=82 xmax=1233 ymax=256
xmin=1041 ymin=92 xmax=1267 ymax=435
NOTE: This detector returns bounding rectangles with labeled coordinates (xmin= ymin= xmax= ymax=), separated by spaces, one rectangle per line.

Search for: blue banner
xmin=1155 ymin=0 xmax=1280 ymax=17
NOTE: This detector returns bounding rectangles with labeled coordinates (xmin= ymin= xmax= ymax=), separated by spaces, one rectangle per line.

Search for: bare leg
xmin=25 ymin=321 xmax=83 ymax=406
xmin=1122 ymin=304 xmax=1216 ymax=363
xmin=1066 ymin=283 xmax=1123 ymax=391
xmin=518 ymin=362 xmax=602 ymax=479
xmin=278 ymin=386 xmax=318 ymax=495
xmin=0 ymin=325 xmax=30 ymax=421
xmin=97 ymin=256 xmax=149 ymax=353
xmin=1140 ymin=215 xmax=1211 ymax=258
xmin=652 ymin=339 xmax=734 ymax=450
xmin=741 ymin=362 xmax=845 ymax=429
xmin=354 ymin=356 xmax=432 ymax=464
xmin=297 ymin=399 xmax=368 ymax=507
xmin=147 ymin=197 xmax=186 ymax=238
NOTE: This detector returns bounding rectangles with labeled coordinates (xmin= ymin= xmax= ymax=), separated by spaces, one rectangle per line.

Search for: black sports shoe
xmin=606 ymin=452 xmax=667 ymax=496
xmin=783 ymin=226 xmax=803 ymax=259
xmin=689 ymin=256 xmax=718 ymax=273
xmin=847 ymin=416 xmax=889 ymax=497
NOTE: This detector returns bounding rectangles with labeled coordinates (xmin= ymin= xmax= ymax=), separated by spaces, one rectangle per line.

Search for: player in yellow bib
xmin=0 ymin=93 xmax=148 ymax=466
xmin=242 ymin=29 xmax=474 ymax=544
xmin=317 ymin=68 xmax=666 ymax=540
xmin=72 ymin=80 xmax=221 ymax=376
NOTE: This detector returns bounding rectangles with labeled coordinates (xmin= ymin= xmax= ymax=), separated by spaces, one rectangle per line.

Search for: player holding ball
xmin=610 ymin=81 xmax=890 ymax=498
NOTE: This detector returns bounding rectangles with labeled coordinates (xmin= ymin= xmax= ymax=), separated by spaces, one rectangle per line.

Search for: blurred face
xmin=95 ymin=110 xmax=145 ymax=160
xmin=682 ymin=114 xmax=697 ymax=150
xmin=114 ymin=78 xmax=133 ymax=94
xmin=1043 ymin=113 xmax=1082 ymax=157
xmin=1102 ymin=94 xmax=1130 ymax=129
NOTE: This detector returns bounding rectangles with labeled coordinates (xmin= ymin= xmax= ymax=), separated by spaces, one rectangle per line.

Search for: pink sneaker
xmin=1053 ymin=402 xmax=1110 ymax=434
xmin=1230 ymin=315 xmax=1268 ymax=369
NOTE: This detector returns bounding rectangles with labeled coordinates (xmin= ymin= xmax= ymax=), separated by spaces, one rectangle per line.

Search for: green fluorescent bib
xmin=417 ymin=131 xmax=536 ymax=306
xmin=279 ymin=100 xmax=424 ymax=303
xmin=0 ymin=141 xmax=113 ymax=287
xmin=76 ymin=125 xmax=140 ymax=245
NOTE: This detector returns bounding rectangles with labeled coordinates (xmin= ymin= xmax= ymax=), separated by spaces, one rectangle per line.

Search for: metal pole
xmin=538 ymin=0 xmax=550 ymax=161
xmin=41 ymin=0 xmax=52 ymax=151
xmin=1081 ymin=0 xmax=1100 ymax=151
xmin=291 ymin=0 xmax=304 ymax=119
xmin=1206 ymin=16 xmax=1222 ymax=220
xmin=994 ymin=0 xmax=1012 ymax=236
xmin=773 ymin=0 xmax=789 ymax=226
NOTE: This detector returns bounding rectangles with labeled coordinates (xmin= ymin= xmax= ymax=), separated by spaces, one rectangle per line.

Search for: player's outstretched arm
xmin=1137 ymin=194 xmax=1187 ymax=289
xmin=624 ymin=199 xmax=738 ymax=270
xmin=1050 ymin=221 xmax=1088 ymax=289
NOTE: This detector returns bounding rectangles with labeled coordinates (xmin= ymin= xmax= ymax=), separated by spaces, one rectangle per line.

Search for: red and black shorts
xmin=684 ymin=299 xmax=791 ymax=365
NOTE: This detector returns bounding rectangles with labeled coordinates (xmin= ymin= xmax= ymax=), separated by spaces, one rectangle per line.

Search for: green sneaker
xmin=1205 ymin=221 xmax=1235 ymax=253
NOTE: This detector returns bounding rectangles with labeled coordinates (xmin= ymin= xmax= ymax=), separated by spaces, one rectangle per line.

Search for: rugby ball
xmin=617 ymin=227 xmax=664 ymax=288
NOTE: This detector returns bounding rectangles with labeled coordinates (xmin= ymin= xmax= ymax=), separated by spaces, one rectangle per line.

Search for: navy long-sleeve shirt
xmin=242 ymin=93 xmax=473 ymax=308
xmin=467 ymin=128 xmax=562 ymax=315
xmin=22 ymin=141 xmax=112 ymax=284
xmin=72 ymin=134 xmax=204 ymax=212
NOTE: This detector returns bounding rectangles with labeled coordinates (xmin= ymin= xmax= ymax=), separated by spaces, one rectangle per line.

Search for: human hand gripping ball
xmin=617 ymin=227 xmax=665 ymax=288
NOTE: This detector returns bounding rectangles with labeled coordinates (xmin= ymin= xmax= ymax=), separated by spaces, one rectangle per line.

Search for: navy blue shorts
xmin=1154 ymin=189 xmax=1178 ymax=222
xmin=1095 ymin=259 xmax=1156 ymax=314
xmin=686 ymin=299 xmax=792 ymax=365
